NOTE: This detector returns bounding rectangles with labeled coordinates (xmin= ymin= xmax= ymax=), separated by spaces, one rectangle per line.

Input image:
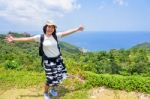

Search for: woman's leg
xmin=44 ymin=84 xmax=50 ymax=99
xmin=50 ymin=84 xmax=58 ymax=96
xmin=44 ymin=84 xmax=49 ymax=93
xmin=44 ymin=83 xmax=58 ymax=93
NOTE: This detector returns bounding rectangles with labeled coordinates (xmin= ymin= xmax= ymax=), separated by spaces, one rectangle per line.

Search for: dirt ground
xmin=0 ymin=86 xmax=150 ymax=99
xmin=89 ymin=87 xmax=150 ymax=99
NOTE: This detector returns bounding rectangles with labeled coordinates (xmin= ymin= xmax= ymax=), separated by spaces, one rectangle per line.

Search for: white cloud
xmin=113 ymin=0 xmax=127 ymax=6
xmin=0 ymin=0 xmax=80 ymax=26
xmin=98 ymin=0 xmax=128 ymax=10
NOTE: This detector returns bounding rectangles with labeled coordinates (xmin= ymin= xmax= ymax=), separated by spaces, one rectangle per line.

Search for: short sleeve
xmin=56 ymin=32 xmax=63 ymax=40
xmin=32 ymin=34 xmax=40 ymax=42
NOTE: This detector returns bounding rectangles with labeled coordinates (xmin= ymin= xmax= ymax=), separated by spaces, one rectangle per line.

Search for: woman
xmin=5 ymin=20 xmax=84 ymax=99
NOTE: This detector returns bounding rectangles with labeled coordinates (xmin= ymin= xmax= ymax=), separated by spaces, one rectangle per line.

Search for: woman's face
xmin=46 ymin=25 xmax=55 ymax=35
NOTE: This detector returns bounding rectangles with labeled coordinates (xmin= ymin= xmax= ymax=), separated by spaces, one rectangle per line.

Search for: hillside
xmin=1 ymin=33 xmax=150 ymax=99
xmin=0 ymin=33 xmax=81 ymax=54
xmin=131 ymin=42 xmax=150 ymax=50
xmin=59 ymin=41 xmax=81 ymax=53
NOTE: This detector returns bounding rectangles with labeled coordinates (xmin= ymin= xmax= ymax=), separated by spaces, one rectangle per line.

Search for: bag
xmin=39 ymin=34 xmax=44 ymax=56
xmin=39 ymin=34 xmax=61 ymax=57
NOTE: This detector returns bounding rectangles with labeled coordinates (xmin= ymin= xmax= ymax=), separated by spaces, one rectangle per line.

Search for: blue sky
xmin=0 ymin=0 xmax=150 ymax=33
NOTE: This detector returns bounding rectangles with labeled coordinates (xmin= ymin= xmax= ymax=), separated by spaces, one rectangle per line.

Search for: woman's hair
xmin=43 ymin=25 xmax=56 ymax=35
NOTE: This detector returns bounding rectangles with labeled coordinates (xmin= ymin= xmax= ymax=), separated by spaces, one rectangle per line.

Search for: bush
xmin=82 ymin=71 xmax=150 ymax=93
xmin=4 ymin=60 xmax=22 ymax=70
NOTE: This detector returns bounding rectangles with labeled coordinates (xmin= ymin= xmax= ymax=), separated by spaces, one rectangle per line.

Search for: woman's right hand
xmin=5 ymin=34 xmax=14 ymax=43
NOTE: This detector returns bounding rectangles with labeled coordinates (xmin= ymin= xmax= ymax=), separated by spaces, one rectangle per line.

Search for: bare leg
xmin=44 ymin=84 xmax=49 ymax=93
xmin=52 ymin=84 xmax=58 ymax=89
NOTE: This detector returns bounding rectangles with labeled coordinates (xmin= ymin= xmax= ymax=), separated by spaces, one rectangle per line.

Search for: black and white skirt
xmin=43 ymin=55 xmax=67 ymax=86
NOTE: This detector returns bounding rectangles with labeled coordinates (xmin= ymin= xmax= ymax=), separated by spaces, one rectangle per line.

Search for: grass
xmin=0 ymin=67 xmax=45 ymax=89
xmin=60 ymin=90 xmax=88 ymax=99
xmin=0 ymin=66 xmax=89 ymax=99
xmin=1 ymin=66 xmax=150 ymax=99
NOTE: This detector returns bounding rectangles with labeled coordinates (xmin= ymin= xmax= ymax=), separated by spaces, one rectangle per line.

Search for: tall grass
xmin=0 ymin=67 xmax=45 ymax=89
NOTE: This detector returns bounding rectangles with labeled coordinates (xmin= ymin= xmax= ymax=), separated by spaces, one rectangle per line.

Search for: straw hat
xmin=45 ymin=20 xmax=57 ymax=28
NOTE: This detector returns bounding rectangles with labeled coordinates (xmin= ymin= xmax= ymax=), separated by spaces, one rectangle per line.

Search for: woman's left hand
xmin=61 ymin=25 xmax=84 ymax=37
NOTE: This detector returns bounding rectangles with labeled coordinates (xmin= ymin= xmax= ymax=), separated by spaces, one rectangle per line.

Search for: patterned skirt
xmin=43 ymin=55 xmax=67 ymax=86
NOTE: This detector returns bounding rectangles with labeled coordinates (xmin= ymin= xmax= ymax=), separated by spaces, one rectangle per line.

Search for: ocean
xmin=1 ymin=31 xmax=150 ymax=51
xmin=62 ymin=31 xmax=150 ymax=51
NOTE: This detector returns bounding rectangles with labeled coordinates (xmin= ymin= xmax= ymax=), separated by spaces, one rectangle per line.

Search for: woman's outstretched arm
xmin=60 ymin=25 xmax=84 ymax=37
xmin=5 ymin=34 xmax=35 ymax=43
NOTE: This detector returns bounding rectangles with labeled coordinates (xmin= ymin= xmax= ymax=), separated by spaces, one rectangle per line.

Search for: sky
xmin=0 ymin=0 xmax=150 ymax=33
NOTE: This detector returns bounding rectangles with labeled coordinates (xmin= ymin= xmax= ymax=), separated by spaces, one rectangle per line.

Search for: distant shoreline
xmin=1 ymin=31 xmax=150 ymax=51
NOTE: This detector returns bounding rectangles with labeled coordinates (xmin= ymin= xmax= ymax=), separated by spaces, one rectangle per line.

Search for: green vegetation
xmin=132 ymin=42 xmax=150 ymax=51
xmin=61 ymin=90 xmax=88 ymax=99
xmin=0 ymin=67 xmax=45 ymax=89
xmin=82 ymin=71 xmax=150 ymax=93
xmin=77 ymin=49 xmax=150 ymax=77
xmin=0 ymin=33 xmax=81 ymax=72
xmin=1 ymin=33 xmax=150 ymax=98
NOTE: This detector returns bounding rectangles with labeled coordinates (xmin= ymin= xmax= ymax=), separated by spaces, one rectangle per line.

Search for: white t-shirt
xmin=33 ymin=33 xmax=63 ymax=57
